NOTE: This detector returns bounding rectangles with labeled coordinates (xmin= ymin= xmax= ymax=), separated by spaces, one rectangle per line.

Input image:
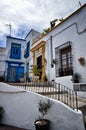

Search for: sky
xmin=0 ymin=0 xmax=86 ymax=47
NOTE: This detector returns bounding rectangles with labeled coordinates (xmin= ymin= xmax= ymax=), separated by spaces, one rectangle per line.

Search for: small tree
xmin=35 ymin=99 xmax=52 ymax=129
xmin=38 ymin=99 xmax=52 ymax=119
xmin=30 ymin=65 xmax=42 ymax=76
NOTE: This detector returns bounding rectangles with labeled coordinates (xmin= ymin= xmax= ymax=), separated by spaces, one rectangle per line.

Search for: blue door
xmin=8 ymin=66 xmax=16 ymax=82
xmin=16 ymin=67 xmax=24 ymax=82
xmin=7 ymin=66 xmax=24 ymax=82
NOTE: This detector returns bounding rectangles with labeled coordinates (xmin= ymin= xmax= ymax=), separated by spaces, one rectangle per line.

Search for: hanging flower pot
xmin=78 ymin=57 xmax=85 ymax=65
xmin=52 ymin=59 xmax=56 ymax=64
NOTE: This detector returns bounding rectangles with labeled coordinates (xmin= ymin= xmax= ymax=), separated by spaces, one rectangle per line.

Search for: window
xmin=10 ymin=43 xmax=21 ymax=59
xmin=55 ymin=42 xmax=73 ymax=77
xmin=24 ymin=41 xmax=30 ymax=58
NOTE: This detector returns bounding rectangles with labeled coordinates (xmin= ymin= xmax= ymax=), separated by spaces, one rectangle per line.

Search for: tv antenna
xmin=5 ymin=23 xmax=12 ymax=36
xmin=79 ymin=1 xmax=82 ymax=7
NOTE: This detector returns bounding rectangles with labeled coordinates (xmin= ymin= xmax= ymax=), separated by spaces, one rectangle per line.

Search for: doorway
xmin=37 ymin=55 xmax=42 ymax=80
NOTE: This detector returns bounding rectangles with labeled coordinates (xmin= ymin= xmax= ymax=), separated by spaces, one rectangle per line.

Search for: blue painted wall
xmin=6 ymin=61 xmax=24 ymax=82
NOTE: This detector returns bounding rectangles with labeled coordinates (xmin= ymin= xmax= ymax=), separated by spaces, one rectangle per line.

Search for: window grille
xmin=55 ymin=41 xmax=73 ymax=77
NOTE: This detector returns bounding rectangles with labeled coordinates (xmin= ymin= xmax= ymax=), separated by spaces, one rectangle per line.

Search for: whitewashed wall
xmin=24 ymin=30 xmax=41 ymax=78
xmin=0 ymin=83 xmax=85 ymax=130
xmin=31 ymin=5 xmax=86 ymax=88
xmin=0 ymin=48 xmax=6 ymax=76
xmin=49 ymin=6 xmax=86 ymax=85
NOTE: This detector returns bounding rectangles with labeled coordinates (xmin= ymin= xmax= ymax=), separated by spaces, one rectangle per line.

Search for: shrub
xmin=0 ymin=76 xmax=5 ymax=82
xmin=0 ymin=106 xmax=4 ymax=122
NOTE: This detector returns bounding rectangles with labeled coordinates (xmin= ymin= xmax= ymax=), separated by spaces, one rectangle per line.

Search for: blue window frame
xmin=24 ymin=41 xmax=30 ymax=58
xmin=10 ymin=43 xmax=21 ymax=59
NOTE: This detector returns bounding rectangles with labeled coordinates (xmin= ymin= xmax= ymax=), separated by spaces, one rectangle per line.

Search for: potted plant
xmin=35 ymin=99 xmax=52 ymax=130
xmin=30 ymin=65 xmax=42 ymax=82
xmin=51 ymin=63 xmax=54 ymax=68
xmin=78 ymin=57 xmax=85 ymax=65
xmin=43 ymin=74 xmax=48 ymax=82
xmin=30 ymin=65 xmax=42 ymax=76
xmin=44 ymin=58 xmax=47 ymax=64
xmin=0 ymin=76 xmax=5 ymax=82
xmin=72 ymin=73 xmax=81 ymax=83
xmin=0 ymin=106 xmax=4 ymax=124
xmin=52 ymin=59 xmax=56 ymax=64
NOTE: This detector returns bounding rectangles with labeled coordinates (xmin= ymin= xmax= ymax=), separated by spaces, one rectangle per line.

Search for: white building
xmin=31 ymin=4 xmax=86 ymax=89
xmin=0 ymin=47 xmax=6 ymax=77
xmin=0 ymin=4 xmax=86 ymax=91
xmin=24 ymin=29 xmax=41 ymax=81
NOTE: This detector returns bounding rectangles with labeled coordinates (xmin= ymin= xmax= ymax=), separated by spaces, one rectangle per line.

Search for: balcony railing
xmin=58 ymin=67 xmax=73 ymax=77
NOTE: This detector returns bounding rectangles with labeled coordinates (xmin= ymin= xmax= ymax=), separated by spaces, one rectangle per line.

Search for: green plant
xmin=43 ymin=74 xmax=48 ymax=82
xmin=35 ymin=99 xmax=52 ymax=129
xmin=72 ymin=73 xmax=81 ymax=83
xmin=30 ymin=65 xmax=42 ymax=76
xmin=52 ymin=59 xmax=56 ymax=64
xmin=0 ymin=76 xmax=5 ymax=82
xmin=0 ymin=106 xmax=4 ymax=122
xmin=51 ymin=63 xmax=54 ymax=68
xmin=38 ymin=99 xmax=52 ymax=119
xmin=41 ymin=28 xmax=51 ymax=36
xmin=44 ymin=58 xmax=47 ymax=63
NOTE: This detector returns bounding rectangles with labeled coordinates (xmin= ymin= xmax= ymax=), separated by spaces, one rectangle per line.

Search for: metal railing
xmin=8 ymin=81 xmax=78 ymax=111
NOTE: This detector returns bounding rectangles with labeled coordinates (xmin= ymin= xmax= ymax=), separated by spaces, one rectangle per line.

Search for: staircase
xmin=8 ymin=81 xmax=86 ymax=128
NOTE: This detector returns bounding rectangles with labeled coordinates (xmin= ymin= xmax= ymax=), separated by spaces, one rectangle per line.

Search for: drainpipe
xmin=50 ymin=35 xmax=53 ymax=66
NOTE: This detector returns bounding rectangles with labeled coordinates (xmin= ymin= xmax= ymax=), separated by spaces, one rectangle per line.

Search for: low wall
xmin=55 ymin=76 xmax=73 ymax=89
xmin=0 ymin=83 xmax=85 ymax=130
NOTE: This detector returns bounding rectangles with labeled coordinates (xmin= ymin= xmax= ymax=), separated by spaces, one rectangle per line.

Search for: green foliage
xmin=30 ymin=65 xmax=42 ymax=76
xmin=43 ymin=74 xmax=48 ymax=82
xmin=41 ymin=28 xmax=51 ymax=36
xmin=38 ymin=99 xmax=52 ymax=118
xmin=0 ymin=106 xmax=4 ymax=121
xmin=72 ymin=73 xmax=81 ymax=83
xmin=44 ymin=58 xmax=47 ymax=63
xmin=0 ymin=76 xmax=5 ymax=82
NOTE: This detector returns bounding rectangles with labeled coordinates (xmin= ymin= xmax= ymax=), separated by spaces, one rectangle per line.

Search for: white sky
xmin=0 ymin=0 xmax=86 ymax=47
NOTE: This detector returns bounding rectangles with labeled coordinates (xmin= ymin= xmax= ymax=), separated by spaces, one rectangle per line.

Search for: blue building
xmin=6 ymin=36 xmax=26 ymax=82
xmin=0 ymin=29 xmax=41 ymax=82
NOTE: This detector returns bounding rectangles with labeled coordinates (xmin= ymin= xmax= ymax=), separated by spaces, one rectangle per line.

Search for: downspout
xmin=50 ymin=35 xmax=53 ymax=67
